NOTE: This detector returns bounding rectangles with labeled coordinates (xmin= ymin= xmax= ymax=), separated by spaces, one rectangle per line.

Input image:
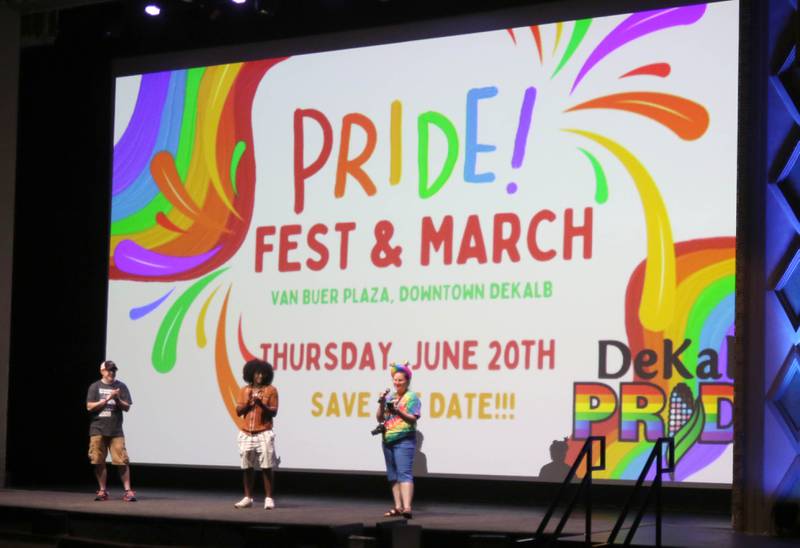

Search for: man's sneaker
xmin=123 ymin=490 xmax=137 ymax=502
xmin=264 ymin=497 xmax=275 ymax=510
xmin=234 ymin=496 xmax=253 ymax=509
xmin=94 ymin=489 xmax=108 ymax=501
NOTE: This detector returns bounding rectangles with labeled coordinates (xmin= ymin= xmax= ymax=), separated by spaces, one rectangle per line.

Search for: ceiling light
xmin=144 ymin=4 xmax=161 ymax=16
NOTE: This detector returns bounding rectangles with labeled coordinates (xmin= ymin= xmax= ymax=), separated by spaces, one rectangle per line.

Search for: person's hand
xmin=385 ymin=401 xmax=396 ymax=413
xmin=378 ymin=389 xmax=389 ymax=403
xmin=108 ymin=388 xmax=121 ymax=400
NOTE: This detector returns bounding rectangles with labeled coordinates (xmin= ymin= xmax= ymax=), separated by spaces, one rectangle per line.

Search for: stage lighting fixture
xmin=144 ymin=4 xmax=161 ymax=16
xmin=231 ymin=0 xmax=247 ymax=4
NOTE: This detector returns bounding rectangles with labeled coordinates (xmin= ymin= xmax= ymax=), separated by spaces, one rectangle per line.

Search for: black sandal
xmin=384 ymin=508 xmax=402 ymax=517
xmin=401 ymin=509 xmax=413 ymax=519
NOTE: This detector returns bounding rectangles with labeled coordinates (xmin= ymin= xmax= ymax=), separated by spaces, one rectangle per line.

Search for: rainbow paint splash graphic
xmin=509 ymin=5 xmax=735 ymax=480
xmin=110 ymin=3 xmax=735 ymax=479
xmin=111 ymin=58 xmax=285 ymax=429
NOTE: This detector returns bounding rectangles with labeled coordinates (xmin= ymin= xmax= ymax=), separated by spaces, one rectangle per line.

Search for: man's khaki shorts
xmin=88 ymin=435 xmax=129 ymax=465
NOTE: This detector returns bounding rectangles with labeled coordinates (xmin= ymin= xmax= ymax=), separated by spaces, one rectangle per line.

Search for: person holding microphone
xmin=376 ymin=363 xmax=421 ymax=519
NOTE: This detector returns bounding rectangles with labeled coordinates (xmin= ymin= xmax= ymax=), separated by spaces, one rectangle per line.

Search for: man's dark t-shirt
xmin=86 ymin=380 xmax=132 ymax=437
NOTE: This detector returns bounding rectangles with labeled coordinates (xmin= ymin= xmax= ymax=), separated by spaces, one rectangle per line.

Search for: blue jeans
xmin=382 ymin=436 xmax=416 ymax=483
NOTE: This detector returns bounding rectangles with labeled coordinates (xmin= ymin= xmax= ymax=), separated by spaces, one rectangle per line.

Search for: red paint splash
xmin=155 ymin=212 xmax=186 ymax=234
xmin=530 ymin=26 xmax=543 ymax=64
xmin=507 ymin=28 xmax=517 ymax=45
xmin=620 ymin=63 xmax=671 ymax=79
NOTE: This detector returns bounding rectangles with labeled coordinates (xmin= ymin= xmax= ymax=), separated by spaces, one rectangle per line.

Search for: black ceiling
xmin=11 ymin=0 xmax=562 ymax=56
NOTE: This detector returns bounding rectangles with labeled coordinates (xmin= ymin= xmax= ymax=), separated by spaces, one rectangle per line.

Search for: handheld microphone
xmin=377 ymin=388 xmax=390 ymax=403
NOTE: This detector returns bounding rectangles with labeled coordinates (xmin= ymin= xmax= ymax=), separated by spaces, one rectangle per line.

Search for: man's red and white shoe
xmin=94 ymin=489 xmax=109 ymax=501
xmin=123 ymin=490 xmax=137 ymax=502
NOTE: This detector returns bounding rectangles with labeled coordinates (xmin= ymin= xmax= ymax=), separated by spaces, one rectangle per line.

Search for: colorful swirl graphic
xmin=510 ymin=5 xmax=734 ymax=480
xmin=110 ymin=58 xmax=285 ymax=378
xmin=110 ymin=58 xmax=285 ymax=282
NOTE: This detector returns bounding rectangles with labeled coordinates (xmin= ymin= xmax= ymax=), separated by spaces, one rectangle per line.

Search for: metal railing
xmin=535 ymin=436 xmax=606 ymax=546
xmin=607 ymin=437 xmax=675 ymax=547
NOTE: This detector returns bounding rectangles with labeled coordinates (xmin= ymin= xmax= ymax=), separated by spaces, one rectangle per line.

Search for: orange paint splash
xmin=150 ymin=151 xmax=201 ymax=219
xmin=215 ymin=286 xmax=245 ymax=429
xmin=238 ymin=315 xmax=258 ymax=362
xmin=566 ymin=92 xmax=709 ymax=141
xmin=150 ymin=150 xmax=234 ymax=242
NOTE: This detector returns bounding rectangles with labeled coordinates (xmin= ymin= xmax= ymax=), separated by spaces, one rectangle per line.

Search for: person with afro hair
xmin=233 ymin=359 xmax=279 ymax=510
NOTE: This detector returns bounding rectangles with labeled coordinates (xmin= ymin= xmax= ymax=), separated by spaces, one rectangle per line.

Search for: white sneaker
xmin=264 ymin=497 xmax=275 ymax=510
xmin=234 ymin=496 xmax=253 ymax=509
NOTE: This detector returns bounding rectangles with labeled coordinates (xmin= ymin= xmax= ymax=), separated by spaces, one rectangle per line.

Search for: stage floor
xmin=0 ymin=487 xmax=796 ymax=547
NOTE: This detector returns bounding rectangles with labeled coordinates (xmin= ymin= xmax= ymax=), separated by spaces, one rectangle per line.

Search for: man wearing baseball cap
xmin=86 ymin=360 xmax=136 ymax=502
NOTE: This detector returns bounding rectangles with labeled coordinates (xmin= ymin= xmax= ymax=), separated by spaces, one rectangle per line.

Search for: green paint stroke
xmin=681 ymin=275 xmax=735 ymax=394
xmin=577 ymin=147 xmax=608 ymax=204
xmin=418 ymin=111 xmax=459 ymax=199
xmin=175 ymin=67 xmax=205 ymax=180
xmin=552 ymin=19 xmax=592 ymax=79
xmin=151 ymin=268 xmax=228 ymax=373
xmin=230 ymin=141 xmax=247 ymax=196
xmin=674 ymin=399 xmax=705 ymax=464
xmin=111 ymin=194 xmax=172 ymax=236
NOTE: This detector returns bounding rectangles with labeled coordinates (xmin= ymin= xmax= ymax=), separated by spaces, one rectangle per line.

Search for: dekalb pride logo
xmin=573 ymin=338 xmax=733 ymax=444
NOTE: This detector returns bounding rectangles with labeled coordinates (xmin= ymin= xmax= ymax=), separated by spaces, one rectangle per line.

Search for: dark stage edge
xmin=0 ymin=488 xmax=795 ymax=548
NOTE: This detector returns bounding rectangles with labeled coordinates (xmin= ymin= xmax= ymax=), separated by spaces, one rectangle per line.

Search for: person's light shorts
xmin=88 ymin=435 xmax=129 ymax=465
xmin=237 ymin=430 xmax=277 ymax=470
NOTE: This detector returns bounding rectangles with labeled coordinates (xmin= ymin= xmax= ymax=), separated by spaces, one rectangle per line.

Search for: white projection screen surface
xmin=107 ymin=1 xmax=739 ymax=483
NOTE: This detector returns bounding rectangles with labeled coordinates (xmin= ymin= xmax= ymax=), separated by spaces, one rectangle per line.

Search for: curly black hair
xmin=242 ymin=359 xmax=274 ymax=385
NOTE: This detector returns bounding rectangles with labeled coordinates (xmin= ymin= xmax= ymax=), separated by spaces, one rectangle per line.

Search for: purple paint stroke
xmin=570 ymin=5 xmax=706 ymax=93
xmin=673 ymin=442 xmax=727 ymax=482
xmin=112 ymin=72 xmax=172 ymax=196
xmin=114 ymin=239 xmax=221 ymax=277
xmin=511 ymin=87 xmax=537 ymax=169
xmin=129 ymin=288 xmax=175 ymax=320
xmin=718 ymin=397 xmax=733 ymax=432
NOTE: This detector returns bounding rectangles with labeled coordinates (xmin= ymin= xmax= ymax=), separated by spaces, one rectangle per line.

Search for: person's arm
xmin=258 ymin=387 xmax=278 ymax=418
xmin=116 ymin=394 xmax=133 ymax=411
xmin=235 ymin=387 xmax=252 ymax=417
xmin=86 ymin=387 xmax=120 ymax=412
xmin=393 ymin=406 xmax=418 ymax=425
xmin=115 ymin=388 xmax=132 ymax=412
xmin=375 ymin=389 xmax=389 ymax=422
xmin=87 ymin=396 xmax=111 ymax=412
xmin=393 ymin=394 xmax=421 ymax=425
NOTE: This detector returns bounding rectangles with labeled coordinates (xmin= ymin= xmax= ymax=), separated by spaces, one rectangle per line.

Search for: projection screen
xmin=107 ymin=0 xmax=739 ymax=483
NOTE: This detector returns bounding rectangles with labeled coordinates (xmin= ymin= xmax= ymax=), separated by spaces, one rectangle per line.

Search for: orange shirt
xmin=237 ymin=385 xmax=278 ymax=434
